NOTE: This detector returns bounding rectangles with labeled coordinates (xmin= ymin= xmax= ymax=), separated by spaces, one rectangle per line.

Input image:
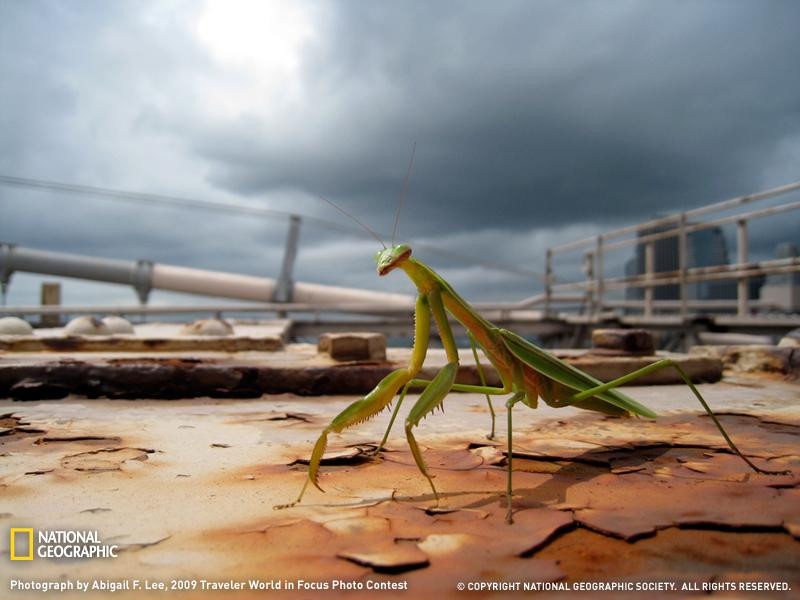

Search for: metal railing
xmin=541 ymin=181 xmax=800 ymax=318
xmin=2 ymin=180 xmax=798 ymax=327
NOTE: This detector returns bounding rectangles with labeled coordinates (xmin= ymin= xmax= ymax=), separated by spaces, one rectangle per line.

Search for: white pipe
xmin=2 ymin=242 xmax=415 ymax=307
xmin=151 ymin=264 xmax=413 ymax=307
xmin=151 ymin=264 xmax=275 ymax=301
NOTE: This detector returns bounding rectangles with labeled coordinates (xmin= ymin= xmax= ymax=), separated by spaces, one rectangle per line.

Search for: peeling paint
xmin=0 ymin=375 xmax=798 ymax=597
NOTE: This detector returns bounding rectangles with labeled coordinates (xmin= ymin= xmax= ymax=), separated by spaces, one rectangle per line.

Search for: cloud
xmin=1 ymin=0 xmax=798 ymax=306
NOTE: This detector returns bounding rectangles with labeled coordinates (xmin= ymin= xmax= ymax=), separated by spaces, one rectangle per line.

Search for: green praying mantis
xmin=275 ymin=165 xmax=788 ymax=524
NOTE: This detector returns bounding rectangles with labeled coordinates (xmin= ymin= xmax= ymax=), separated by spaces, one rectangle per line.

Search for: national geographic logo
xmin=8 ymin=528 xmax=118 ymax=560
xmin=9 ymin=528 xmax=33 ymax=561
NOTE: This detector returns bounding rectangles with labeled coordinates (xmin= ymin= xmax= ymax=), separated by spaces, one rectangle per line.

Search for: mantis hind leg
xmin=468 ymin=332 xmax=496 ymax=439
xmin=504 ymin=391 xmax=527 ymax=524
xmin=570 ymin=358 xmax=791 ymax=476
xmin=403 ymin=362 xmax=459 ymax=505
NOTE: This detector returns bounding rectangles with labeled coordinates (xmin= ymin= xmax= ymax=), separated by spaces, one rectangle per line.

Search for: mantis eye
xmin=374 ymin=251 xmax=383 ymax=263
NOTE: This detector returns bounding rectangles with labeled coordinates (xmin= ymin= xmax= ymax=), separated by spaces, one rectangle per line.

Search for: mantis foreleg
xmin=405 ymin=362 xmax=459 ymax=503
xmin=273 ymin=294 xmax=431 ymax=510
xmin=371 ymin=379 xmax=426 ymax=455
xmin=373 ymin=372 xmax=506 ymax=453
xmin=401 ymin=289 xmax=461 ymax=506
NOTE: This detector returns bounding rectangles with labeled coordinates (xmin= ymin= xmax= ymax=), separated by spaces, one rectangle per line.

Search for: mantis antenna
xmin=392 ymin=141 xmax=416 ymax=246
xmin=317 ymin=195 xmax=387 ymax=249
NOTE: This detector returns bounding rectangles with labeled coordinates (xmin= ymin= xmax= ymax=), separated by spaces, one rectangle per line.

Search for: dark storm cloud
xmin=1 ymin=0 xmax=799 ymax=305
xmin=190 ymin=0 xmax=800 ymax=238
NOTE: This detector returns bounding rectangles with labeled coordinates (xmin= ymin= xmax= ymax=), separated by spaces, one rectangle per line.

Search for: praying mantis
xmin=275 ymin=167 xmax=788 ymax=524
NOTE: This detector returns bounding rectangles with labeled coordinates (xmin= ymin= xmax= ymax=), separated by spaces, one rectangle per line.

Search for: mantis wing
xmin=498 ymin=328 xmax=657 ymax=418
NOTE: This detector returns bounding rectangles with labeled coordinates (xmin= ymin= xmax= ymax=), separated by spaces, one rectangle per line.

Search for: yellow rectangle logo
xmin=10 ymin=528 xmax=34 ymax=560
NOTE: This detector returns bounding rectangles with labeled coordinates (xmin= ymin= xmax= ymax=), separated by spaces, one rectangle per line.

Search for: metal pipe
xmin=594 ymin=236 xmax=604 ymax=315
xmin=1 ymin=242 xmax=414 ymax=308
xmin=678 ymin=212 xmax=688 ymax=319
xmin=644 ymin=241 xmax=655 ymax=317
xmin=543 ymin=248 xmax=552 ymax=315
xmin=736 ymin=219 xmax=749 ymax=316
xmin=273 ymin=215 xmax=302 ymax=303
xmin=2 ymin=244 xmax=140 ymax=285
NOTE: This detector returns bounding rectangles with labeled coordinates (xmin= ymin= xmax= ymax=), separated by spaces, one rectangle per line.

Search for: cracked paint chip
xmin=470 ymin=445 xmax=506 ymax=465
xmin=611 ymin=465 xmax=646 ymax=474
xmin=507 ymin=448 xmax=611 ymax=467
xmin=576 ymin=507 xmax=659 ymax=541
xmin=676 ymin=453 xmax=798 ymax=484
xmin=265 ymin=411 xmax=312 ymax=423
xmin=384 ymin=447 xmax=484 ymax=471
xmin=499 ymin=509 xmax=575 ymax=556
xmin=35 ymin=435 xmax=121 ymax=445
xmin=682 ymin=461 xmax=711 ymax=473
xmin=338 ymin=542 xmax=429 ymax=573
xmin=2 ymin=377 xmax=798 ymax=588
xmin=294 ymin=447 xmax=365 ymax=465
xmin=571 ymin=475 xmax=800 ymax=541
xmin=61 ymin=447 xmax=151 ymax=472
xmin=323 ymin=516 xmax=391 ymax=535
xmin=520 ymin=412 xmax=800 ymax=463
xmin=231 ymin=411 xmax=313 ymax=424
xmin=417 ymin=533 xmax=479 ymax=556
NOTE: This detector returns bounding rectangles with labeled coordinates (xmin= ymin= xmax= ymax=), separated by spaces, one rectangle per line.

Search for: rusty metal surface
xmin=1 ymin=376 xmax=799 ymax=598
xmin=0 ymin=345 xmax=722 ymax=400
xmin=0 ymin=321 xmax=289 ymax=353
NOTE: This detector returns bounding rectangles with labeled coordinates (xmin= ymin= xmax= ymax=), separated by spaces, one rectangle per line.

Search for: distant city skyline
xmin=623 ymin=224 xmax=777 ymax=308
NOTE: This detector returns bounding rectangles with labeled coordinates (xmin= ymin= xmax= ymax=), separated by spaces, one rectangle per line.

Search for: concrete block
xmin=318 ymin=332 xmax=387 ymax=361
xmin=592 ymin=328 xmax=655 ymax=355
xmin=690 ymin=344 xmax=799 ymax=377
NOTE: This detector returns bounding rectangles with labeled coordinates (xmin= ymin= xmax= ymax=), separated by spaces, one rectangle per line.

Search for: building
xmin=624 ymin=223 xmax=759 ymax=309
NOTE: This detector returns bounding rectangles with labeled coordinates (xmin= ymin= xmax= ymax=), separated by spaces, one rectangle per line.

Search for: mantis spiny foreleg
xmin=401 ymin=289 xmax=462 ymax=505
xmin=404 ymin=362 xmax=459 ymax=503
xmin=371 ymin=379 xmax=427 ymax=455
xmin=273 ymin=294 xmax=431 ymax=510
xmin=373 ymin=334 xmax=498 ymax=454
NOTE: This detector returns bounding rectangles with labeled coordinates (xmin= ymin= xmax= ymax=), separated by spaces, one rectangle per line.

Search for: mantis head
xmin=375 ymin=244 xmax=412 ymax=276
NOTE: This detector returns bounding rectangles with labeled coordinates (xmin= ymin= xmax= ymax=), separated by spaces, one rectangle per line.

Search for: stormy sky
xmin=1 ymin=0 xmax=799 ymax=307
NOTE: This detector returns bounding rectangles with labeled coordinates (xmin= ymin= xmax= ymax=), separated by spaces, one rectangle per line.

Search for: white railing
xmin=542 ymin=181 xmax=800 ymax=318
